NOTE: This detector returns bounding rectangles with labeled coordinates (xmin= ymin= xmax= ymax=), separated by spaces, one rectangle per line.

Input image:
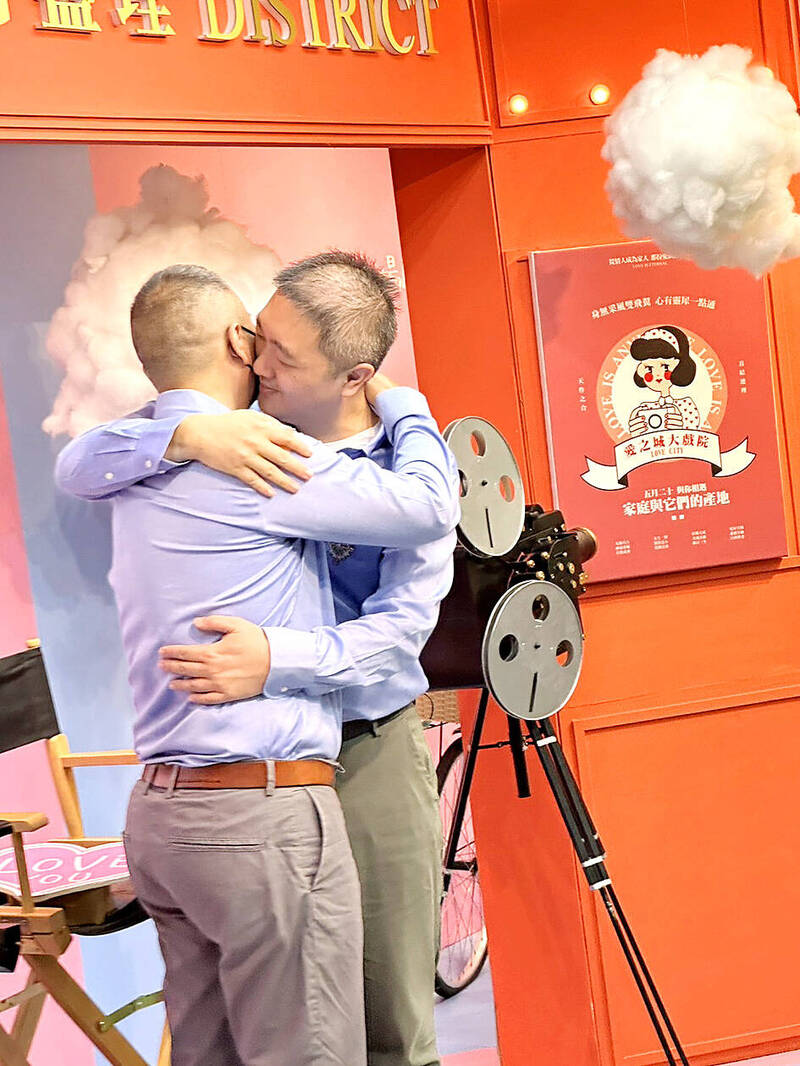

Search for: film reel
xmin=443 ymin=417 xmax=525 ymax=558
xmin=481 ymin=580 xmax=583 ymax=720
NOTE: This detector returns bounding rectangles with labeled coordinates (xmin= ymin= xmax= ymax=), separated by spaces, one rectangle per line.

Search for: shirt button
xmin=145 ymin=460 xmax=153 ymax=469
xmin=104 ymin=472 xmax=114 ymax=481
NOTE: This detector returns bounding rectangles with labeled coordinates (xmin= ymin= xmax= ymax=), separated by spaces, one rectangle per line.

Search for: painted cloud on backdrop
xmin=603 ymin=45 xmax=800 ymax=276
xmin=43 ymin=164 xmax=281 ymax=438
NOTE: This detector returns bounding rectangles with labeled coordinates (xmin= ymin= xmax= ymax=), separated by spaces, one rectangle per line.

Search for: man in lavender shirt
xmin=56 ymin=259 xmax=458 ymax=1066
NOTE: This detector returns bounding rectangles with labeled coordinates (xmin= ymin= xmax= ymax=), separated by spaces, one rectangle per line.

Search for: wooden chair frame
xmin=0 ymin=735 xmax=171 ymax=1066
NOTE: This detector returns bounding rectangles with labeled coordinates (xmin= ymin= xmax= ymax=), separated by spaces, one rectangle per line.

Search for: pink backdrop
xmin=1 ymin=144 xmax=421 ymax=1063
xmin=0 ymin=371 xmax=93 ymax=1064
xmin=0 ymin=373 xmax=37 ymax=658
xmin=88 ymin=145 xmax=418 ymax=386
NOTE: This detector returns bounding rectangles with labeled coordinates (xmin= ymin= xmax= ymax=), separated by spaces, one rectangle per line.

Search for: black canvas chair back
xmin=0 ymin=646 xmax=59 ymax=755
xmin=0 ymin=645 xmax=167 ymax=1062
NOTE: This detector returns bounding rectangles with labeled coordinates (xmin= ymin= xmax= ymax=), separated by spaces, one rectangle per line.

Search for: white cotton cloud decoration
xmin=602 ymin=45 xmax=800 ymax=276
xmin=43 ymin=164 xmax=281 ymax=438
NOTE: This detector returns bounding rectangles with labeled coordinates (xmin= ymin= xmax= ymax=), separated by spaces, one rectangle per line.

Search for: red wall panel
xmin=487 ymin=0 xmax=765 ymax=126
xmin=572 ymin=686 xmax=800 ymax=1066
xmin=391 ymin=146 xmax=529 ymax=485
xmin=0 ymin=0 xmax=488 ymax=141
xmin=488 ymin=0 xmax=689 ymax=124
xmin=491 ymin=130 xmax=620 ymax=254
xmin=399 ymin=5 xmax=800 ymax=1066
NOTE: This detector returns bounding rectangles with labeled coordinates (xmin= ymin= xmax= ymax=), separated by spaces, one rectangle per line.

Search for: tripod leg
xmin=443 ymin=688 xmax=489 ymax=891
xmin=531 ymin=717 xmax=604 ymax=853
xmin=603 ymin=886 xmax=690 ymax=1066
xmin=525 ymin=717 xmax=606 ymax=877
xmin=506 ymin=715 xmax=530 ymax=798
xmin=523 ymin=705 xmax=691 ymax=1065
xmin=596 ymin=887 xmax=684 ymax=1066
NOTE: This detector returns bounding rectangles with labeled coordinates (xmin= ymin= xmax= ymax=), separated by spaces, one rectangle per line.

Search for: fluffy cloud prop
xmin=43 ymin=164 xmax=281 ymax=437
xmin=603 ymin=45 xmax=800 ymax=276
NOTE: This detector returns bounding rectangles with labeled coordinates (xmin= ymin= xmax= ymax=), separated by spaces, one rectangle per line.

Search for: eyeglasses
xmin=240 ymin=326 xmax=256 ymax=339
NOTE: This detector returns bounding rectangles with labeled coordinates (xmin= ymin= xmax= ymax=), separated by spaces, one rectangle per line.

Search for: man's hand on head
xmin=364 ymin=372 xmax=398 ymax=408
xmin=166 ymin=411 xmax=313 ymax=497
xmin=159 ymin=616 xmax=271 ymax=704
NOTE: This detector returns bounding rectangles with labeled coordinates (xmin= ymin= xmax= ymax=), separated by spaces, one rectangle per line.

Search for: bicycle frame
xmin=442 ymin=688 xmax=532 ymax=894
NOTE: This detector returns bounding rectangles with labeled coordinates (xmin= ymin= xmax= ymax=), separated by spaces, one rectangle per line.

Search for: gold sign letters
xmin=21 ymin=0 xmax=439 ymax=53
xmin=198 ymin=0 xmax=439 ymax=55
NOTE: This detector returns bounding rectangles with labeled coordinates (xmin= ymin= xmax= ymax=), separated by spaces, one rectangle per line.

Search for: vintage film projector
xmin=420 ymin=417 xmax=690 ymax=1066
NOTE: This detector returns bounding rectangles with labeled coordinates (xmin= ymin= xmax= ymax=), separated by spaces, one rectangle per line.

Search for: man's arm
xmin=161 ymin=383 xmax=459 ymax=703
xmin=54 ymin=406 xmax=313 ymax=499
xmin=264 ymin=534 xmax=454 ymax=696
xmin=162 ymin=534 xmax=455 ymax=704
xmin=54 ymin=402 xmax=179 ymax=499
xmin=58 ymin=383 xmax=456 ymax=547
xmin=244 ymin=387 xmax=458 ymax=547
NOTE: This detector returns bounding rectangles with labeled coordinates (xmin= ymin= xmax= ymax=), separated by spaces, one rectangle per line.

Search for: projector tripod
xmin=449 ymin=685 xmax=690 ymax=1066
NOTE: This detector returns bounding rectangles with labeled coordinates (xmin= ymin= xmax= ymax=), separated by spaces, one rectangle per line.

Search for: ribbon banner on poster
xmin=5 ymin=0 xmax=439 ymax=52
xmin=583 ymin=432 xmax=756 ymax=491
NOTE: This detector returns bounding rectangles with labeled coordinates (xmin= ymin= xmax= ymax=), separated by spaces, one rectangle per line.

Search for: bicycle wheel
xmin=436 ymin=736 xmax=489 ymax=998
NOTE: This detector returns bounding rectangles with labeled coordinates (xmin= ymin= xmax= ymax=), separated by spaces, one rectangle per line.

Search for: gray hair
xmin=130 ymin=264 xmax=236 ymax=382
xmin=274 ymin=251 xmax=399 ymax=371
xmin=131 ymin=264 xmax=232 ymax=332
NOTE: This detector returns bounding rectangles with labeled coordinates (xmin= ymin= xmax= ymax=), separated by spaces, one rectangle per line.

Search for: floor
xmin=434 ymin=964 xmax=800 ymax=1066
xmin=436 ymin=963 xmax=499 ymax=1066
xmin=739 ymin=1058 xmax=800 ymax=1066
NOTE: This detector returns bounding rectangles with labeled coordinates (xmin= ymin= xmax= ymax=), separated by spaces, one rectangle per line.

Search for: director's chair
xmin=0 ymin=644 xmax=170 ymax=1066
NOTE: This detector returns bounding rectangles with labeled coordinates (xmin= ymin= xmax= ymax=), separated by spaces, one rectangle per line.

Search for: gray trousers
xmin=124 ymin=779 xmax=366 ymax=1066
xmin=337 ymin=706 xmax=442 ymax=1066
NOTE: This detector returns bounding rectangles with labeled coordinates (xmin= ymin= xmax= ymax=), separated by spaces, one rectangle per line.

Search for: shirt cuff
xmin=137 ymin=416 xmax=188 ymax=474
xmin=373 ymin=387 xmax=431 ymax=440
xmin=262 ymin=627 xmax=319 ymax=697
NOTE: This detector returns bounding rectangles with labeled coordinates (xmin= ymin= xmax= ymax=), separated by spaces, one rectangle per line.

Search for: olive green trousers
xmin=338 ymin=705 xmax=442 ymax=1066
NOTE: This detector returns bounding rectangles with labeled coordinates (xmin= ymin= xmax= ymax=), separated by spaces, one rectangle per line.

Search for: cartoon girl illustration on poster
xmin=628 ymin=326 xmax=702 ymax=436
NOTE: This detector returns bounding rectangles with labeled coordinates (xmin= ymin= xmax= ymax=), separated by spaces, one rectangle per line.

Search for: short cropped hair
xmin=274 ymin=251 xmax=399 ymax=371
xmin=131 ymin=264 xmax=234 ymax=384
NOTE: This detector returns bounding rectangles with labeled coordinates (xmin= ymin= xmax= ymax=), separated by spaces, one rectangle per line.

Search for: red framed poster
xmin=529 ymin=240 xmax=787 ymax=581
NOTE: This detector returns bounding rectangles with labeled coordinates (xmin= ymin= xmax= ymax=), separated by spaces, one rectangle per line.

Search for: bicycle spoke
xmin=436 ymin=739 xmax=489 ymax=995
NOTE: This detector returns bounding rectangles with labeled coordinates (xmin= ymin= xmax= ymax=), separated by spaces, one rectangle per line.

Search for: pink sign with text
xmin=0 ymin=841 xmax=129 ymax=901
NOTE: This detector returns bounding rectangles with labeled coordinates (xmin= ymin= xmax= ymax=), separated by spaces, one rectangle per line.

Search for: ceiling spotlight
xmin=508 ymin=93 xmax=529 ymax=116
xmin=590 ymin=83 xmax=611 ymax=106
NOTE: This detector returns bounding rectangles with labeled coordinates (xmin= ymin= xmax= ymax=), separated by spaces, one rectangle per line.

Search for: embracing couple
xmin=56 ymin=251 xmax=459 ymax=1066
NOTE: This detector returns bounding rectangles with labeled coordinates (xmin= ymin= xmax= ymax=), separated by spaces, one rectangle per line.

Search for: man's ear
xmin=342 ymin=362 xmax=375 ymax=397
xmin=227 ymin=324 xmax=254 ymax=368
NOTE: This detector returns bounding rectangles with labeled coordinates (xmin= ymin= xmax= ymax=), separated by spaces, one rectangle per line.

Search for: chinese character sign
xmin=5 ymin=0 xmax=438 ymax=51
xmin=529 ymin=240 xmax=786 ymax=581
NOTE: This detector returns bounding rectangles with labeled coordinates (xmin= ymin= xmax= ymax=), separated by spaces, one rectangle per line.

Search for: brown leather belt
xmin=141 ymin=760 xmax=335 ymax=790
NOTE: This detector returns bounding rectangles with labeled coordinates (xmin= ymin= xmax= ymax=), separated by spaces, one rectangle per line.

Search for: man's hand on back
xmin=159 ymin=616 xmax=270 ymax=704
xmin=167 ymin=411 xmax=313 ymax=497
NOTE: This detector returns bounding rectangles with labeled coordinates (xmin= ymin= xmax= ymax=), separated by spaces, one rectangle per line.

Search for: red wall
xmin=0 ymin=0 xmax=488 ymax=143
xmin=394 ymin=4 xmax=800 ymax=1066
